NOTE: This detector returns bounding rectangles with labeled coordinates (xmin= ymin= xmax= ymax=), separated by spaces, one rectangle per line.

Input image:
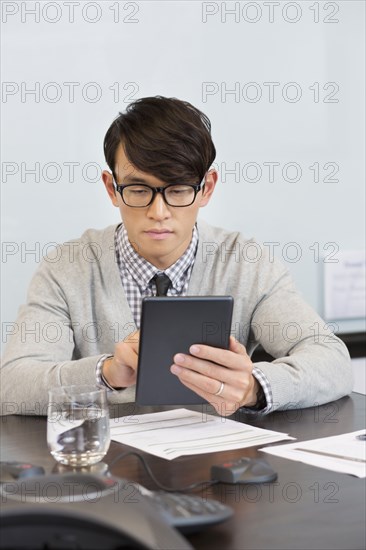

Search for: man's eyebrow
xmin=121 ymin=175 xmax=149 ymax=183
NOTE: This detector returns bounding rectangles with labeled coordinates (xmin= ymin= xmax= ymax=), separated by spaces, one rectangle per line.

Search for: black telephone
xmin=1 ymin=470 xmax=234 ymax=549
xmin=0 ymin=472 xmax=192 ymax=549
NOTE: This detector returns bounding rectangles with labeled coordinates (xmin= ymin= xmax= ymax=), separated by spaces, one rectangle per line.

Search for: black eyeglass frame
xmin=113 ymin=178 xmax=206 ymax=208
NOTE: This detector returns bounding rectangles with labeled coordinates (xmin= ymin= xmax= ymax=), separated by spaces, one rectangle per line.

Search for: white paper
xmin=324 ymin=250 xmax=366 ymax=320
xmin=261 ymin=430 xmax=366 ymax=478
xmin=110 ymin=408 xmax=294 ymax=460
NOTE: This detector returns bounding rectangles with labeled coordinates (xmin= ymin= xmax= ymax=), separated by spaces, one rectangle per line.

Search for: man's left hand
xmin=170 ymin=336 xmax=259 ymax=416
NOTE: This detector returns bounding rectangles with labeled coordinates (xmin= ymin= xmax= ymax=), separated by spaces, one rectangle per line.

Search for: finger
xmin=114 ymin=341 xmax=139 ymax=373
xmin=179 ymin=378 xmax=224 ymax=403
xmin=173 ymin=353 xmax=247 ymax=386
xmin=125 ymin=331 xmax=140 ymax=346
xmin=103 ymin=344 xmax=138 ymax=388
xmin=171 ymin=362 xmax=253 ymax=404
xmin=124 ymin=330 xmax=140 ymax=350
xmin=171 ymin=363 xmax=226 ymax=395
xmin=184 ymin=341 xmax=252 ymax=372
xmin=229 ymin=335 xmax=248 ymax=355
xmin=177 ymin=378 xmax=242 ymax=417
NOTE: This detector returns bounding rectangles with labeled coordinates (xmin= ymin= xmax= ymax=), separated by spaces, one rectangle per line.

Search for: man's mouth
xmin=144 ymin=229 xmax=173 ymax=240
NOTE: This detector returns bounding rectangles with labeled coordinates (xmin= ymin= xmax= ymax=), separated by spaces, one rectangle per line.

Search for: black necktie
xmin=152 ymin=273 xmax=171 ymax=296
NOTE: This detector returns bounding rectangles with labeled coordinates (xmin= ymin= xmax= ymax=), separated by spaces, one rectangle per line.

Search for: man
xmin=1 ymin=96 xmax=352 ymax=416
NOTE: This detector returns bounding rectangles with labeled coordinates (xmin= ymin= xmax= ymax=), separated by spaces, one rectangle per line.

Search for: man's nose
xmin=147 ymin=191 xmax=171 ymax=218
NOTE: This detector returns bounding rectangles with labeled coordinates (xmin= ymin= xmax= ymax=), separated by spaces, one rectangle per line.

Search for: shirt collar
xmin=117 ymin=223 xmax=198 ymax=291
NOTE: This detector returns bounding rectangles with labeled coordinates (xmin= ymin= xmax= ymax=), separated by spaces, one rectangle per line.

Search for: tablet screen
xmin=136 ymin=296 xmax=234 ymax=405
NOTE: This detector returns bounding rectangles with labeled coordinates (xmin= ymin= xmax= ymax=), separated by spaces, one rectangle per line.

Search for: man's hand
xmin=170 ymin=336 xmax=259 ymax=416
xmin=102 ymin=330 xmax=139 ymax=389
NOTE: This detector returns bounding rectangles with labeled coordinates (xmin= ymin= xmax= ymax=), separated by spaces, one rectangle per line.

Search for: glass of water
xmin=47 ymin=385 xmax=111 ymax=467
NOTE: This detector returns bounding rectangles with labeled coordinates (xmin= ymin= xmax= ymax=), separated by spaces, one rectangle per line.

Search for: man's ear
xmin=102 ymin=170 xmax=119 ymax=207
xmin=199 ymin=169 xmax=218 ymax=207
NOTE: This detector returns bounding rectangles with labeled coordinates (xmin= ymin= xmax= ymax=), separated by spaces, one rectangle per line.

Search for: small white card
xmin=261 ymin=430 xmax=366 ymax=478
xmin=324 ymin=250 xmax=366 ymax=320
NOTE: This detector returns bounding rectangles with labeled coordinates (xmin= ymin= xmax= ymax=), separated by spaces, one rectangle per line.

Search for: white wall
xmin=2 ymin=1 xmax=365 ymax=345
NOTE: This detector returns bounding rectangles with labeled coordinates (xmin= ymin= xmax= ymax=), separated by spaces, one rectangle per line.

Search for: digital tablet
xmin=136 ymin=296 xmax=234 ymax=405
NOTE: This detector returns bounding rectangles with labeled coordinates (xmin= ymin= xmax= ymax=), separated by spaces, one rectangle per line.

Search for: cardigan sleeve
xmin=1 ymin=240 xmax=136 ymax=416
xmin=249 ymin=267 xmax=353 ymax=411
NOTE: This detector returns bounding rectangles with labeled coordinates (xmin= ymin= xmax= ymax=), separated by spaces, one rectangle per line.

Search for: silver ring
xmin=214 ymin=381 xmax=225 ymax=396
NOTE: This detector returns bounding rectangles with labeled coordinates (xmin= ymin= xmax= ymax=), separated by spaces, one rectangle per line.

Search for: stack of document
xmin=110 ymin=408 xmax=294 ymax=460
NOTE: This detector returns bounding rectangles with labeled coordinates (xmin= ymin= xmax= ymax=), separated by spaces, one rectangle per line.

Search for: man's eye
xmin=130 ymin=188 xmax=149 ymax=195
xmin=169 ymin=187 xmax=190 ymax=195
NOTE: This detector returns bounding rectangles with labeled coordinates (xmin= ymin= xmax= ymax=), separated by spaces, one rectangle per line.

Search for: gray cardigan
xmin=1 ymin=220 xmax=352 ymax=415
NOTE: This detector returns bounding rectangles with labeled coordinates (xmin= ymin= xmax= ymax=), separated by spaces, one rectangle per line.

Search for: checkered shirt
xmin=116 ymin=223 xmax=198 ymax=328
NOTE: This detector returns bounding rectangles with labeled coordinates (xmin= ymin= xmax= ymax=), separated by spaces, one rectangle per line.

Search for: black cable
xmin=108 ymin=451 xmax=219 ymax=493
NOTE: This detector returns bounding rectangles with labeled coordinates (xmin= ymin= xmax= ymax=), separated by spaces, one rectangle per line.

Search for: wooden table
xmin=1 ymin=393 xmax=365 ymax=549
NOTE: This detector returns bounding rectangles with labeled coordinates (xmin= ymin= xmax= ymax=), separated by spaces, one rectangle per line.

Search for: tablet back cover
xmin=136 ymin=296 xmax=233 ymax=405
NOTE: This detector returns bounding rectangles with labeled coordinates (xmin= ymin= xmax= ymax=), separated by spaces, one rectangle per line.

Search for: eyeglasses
xmin=114 ymin=179 xmax=205 ymax=208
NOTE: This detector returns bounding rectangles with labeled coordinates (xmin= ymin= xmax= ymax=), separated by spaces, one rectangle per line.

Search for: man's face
xmin=103 ymin=145 xmax=216 ymax=269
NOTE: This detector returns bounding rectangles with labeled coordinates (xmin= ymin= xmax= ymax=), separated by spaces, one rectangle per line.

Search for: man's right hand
xmin=102 ymin=330 xmax=140 ymax=389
